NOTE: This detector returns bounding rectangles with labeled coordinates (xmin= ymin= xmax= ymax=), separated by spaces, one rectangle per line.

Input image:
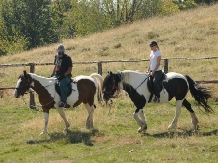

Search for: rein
xmin=21 ymin=95 xmax=55 ymax=109
xmin=134 ymin=74 xmax=150 ymax=90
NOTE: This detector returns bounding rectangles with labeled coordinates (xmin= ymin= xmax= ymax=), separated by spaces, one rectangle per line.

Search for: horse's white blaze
xmin=13 ymin=78 xmax=22 ymax=97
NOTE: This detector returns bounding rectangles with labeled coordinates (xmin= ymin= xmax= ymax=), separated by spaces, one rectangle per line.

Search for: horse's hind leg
xmin=84 ymin=103 xmax=96 ymax=129
xmin=56 ymin=107 xmax=70 ymax=131
xmin=182 ymin=99 xmax=199 ymax=130
xmin=168 ymin=100 xmax=183 ymax=130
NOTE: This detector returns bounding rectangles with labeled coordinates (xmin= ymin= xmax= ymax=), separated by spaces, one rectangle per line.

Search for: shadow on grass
xmin=143 ymin=129 xmax=218 ymax=138
xmin=26 ymin=129 xmax=99 ymax=146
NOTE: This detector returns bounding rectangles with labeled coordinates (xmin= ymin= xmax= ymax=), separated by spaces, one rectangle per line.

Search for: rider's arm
xmin=64 ymin=67 xmax=72 ymax=76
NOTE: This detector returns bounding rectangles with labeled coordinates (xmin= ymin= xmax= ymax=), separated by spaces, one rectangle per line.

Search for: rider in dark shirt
xmin=51 ymin=44 xmax=73 ymax=108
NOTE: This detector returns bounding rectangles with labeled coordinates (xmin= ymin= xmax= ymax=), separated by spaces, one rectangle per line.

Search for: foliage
xmin=173 ymin=0 xmax=197 ymax=10
xmin=1 ymin=0 xmax=218 ymax=55
xmin=194 ymin=0 xmax=218 ymax=4
xmin=1 ymin=0 xmax=59 ymax=50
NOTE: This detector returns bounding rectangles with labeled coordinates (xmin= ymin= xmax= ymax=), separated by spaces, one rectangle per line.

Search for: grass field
xmin=0 ymin=4 xmax=218 ymax=163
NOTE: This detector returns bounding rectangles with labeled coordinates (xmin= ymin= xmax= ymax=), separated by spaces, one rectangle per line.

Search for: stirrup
xmin=59 ymin=102 xmax=67 ymax=108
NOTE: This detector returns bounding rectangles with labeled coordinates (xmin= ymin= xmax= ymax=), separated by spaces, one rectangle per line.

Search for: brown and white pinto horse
xmin=14 ymin=70 xmax=103 ymax=134
xmin=103 ymin=70 xmax=213 ymax=133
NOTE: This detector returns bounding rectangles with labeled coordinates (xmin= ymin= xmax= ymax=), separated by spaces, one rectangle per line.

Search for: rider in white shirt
xmin=147 ymin=41 xmax=162 ymax=103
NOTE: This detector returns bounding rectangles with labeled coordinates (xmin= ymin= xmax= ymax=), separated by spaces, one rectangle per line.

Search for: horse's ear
xmin=109 ymin=71 xmax=113 ymax=76
xmin=23 ymin=70 xmax=27 ymax=76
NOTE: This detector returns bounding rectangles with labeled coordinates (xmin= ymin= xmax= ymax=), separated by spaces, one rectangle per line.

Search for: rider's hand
xmin=57 ymin=75 xmax=65 ymax=81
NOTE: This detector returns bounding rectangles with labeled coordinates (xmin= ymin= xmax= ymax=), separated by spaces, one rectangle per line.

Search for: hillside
xmin=1 ymin=4 xmax=218 ymax=82
xmin=0 ymin=4 xmax=217 ymax=86
xmin=1 ymin=4 xmax=218 ymax=63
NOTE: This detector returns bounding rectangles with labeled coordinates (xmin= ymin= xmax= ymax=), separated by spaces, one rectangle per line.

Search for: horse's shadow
xmin=26 ymin=129 xmax=99 ymax=146
xmin=143 ymin=129 xmax=218 ymax=138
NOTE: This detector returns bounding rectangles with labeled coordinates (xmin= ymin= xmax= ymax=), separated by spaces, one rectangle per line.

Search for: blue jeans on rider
xmin=152 ymin=70 xmax=162 ymax=99
xmin=53 ymin=74 xmax=71 ymax=102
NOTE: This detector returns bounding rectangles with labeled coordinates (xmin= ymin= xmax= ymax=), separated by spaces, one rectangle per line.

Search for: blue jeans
xmin=53 ymin=75 xmax=71 ymax=102
xmin=153 ymin=70 xmax=163 ymax=98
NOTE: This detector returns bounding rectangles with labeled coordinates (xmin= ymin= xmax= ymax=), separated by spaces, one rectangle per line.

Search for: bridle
xmin=15 ymin=76 xmax=31 ymax=96
xmin=103 ymin=78 xmax=118 ymax=95
xmin=103 ymin=73 xmax=123 ymax=98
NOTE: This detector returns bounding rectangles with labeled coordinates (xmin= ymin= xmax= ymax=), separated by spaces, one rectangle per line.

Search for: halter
xmin=103 ymin=78 xmax=118 ymax=94
xmin=103 ymin=72 xmax=123 ymax=97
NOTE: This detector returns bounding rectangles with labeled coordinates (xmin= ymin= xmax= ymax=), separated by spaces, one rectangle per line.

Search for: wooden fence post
xmin=164 ymin=59 xmax=168 ymax=73
xmin=29 ymin=63 xmax=36 ymax=109
xmin=98 ymin=61 xmax=102 ymax=75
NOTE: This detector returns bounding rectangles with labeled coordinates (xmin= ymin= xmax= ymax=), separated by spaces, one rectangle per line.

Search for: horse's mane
xmin=121 ymin=70 xmax=146 ymax=75
xmin=118 ymin=70 xmax=148 ymax=85
xmin=29 ymin=73 xmax=46 ymax=78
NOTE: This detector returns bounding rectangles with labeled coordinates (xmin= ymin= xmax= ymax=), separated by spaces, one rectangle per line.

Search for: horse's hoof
xmin=193 ymin=125 xmax=199 ymax=131
xmin=168 ymin=124 xmax=177 ymax=130
xmin=40 ymin=131 xmax=48 ymax=135
xmin=86 ymin=125 xmax=93 ymax=130
xmin=137 ymin=127 xmax=147 ymax=134
xmin=86 ymin=121 xmax=93 ymax=130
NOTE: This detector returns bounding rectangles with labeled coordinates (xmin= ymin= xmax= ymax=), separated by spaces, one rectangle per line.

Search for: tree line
xmin=0 ymin=0 xmax=217 ymax=56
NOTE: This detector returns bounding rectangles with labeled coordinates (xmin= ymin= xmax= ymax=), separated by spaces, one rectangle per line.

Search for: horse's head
xmin=14 ymin=70 xmax=32 ymax=98
xmin=103 ymin=71 xmax=122 ymax=101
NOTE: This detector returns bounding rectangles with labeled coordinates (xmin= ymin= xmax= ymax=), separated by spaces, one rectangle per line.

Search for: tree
xmin=2 ymin=0 xmax=59 ymax=49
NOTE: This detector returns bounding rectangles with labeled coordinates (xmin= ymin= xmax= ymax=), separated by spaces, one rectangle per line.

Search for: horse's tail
xmin=185 ymin=75 xmax=213 ymax=112
xmin=90 ymin=73 xmax=104 ymax=104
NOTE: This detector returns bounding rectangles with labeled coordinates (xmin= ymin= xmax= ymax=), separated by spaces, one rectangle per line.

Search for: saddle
xmin=55 ymin=79 xmax=76 ymax=97
xmin=147 ymin=71 xmax=166 ymax=102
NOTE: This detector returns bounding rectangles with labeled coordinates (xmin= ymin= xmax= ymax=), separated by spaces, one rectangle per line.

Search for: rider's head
xmin=57 ymin=44 xmax=65 ymax=57
xmin=149 ymin=40 xmax=158 ymax=47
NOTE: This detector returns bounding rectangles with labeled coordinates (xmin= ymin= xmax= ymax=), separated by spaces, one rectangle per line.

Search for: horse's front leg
xmin=56 ymin=107 xmax=70 ymax=131
xmin=84 ymin=103 xmax=95 ymax=129
xmin=168 ymin=100 xmax=182 ymax=130
xmin=40 ymin=112 xmax=49 ymax=135
xmin=133 ymin=108 xmax=147 ymax=133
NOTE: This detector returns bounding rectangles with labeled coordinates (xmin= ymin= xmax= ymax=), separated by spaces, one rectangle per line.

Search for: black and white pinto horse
xmin=14 ymin=70 xmax=103 ymax=134
xmin=103 ymin=70 xmax=213 ymax=133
